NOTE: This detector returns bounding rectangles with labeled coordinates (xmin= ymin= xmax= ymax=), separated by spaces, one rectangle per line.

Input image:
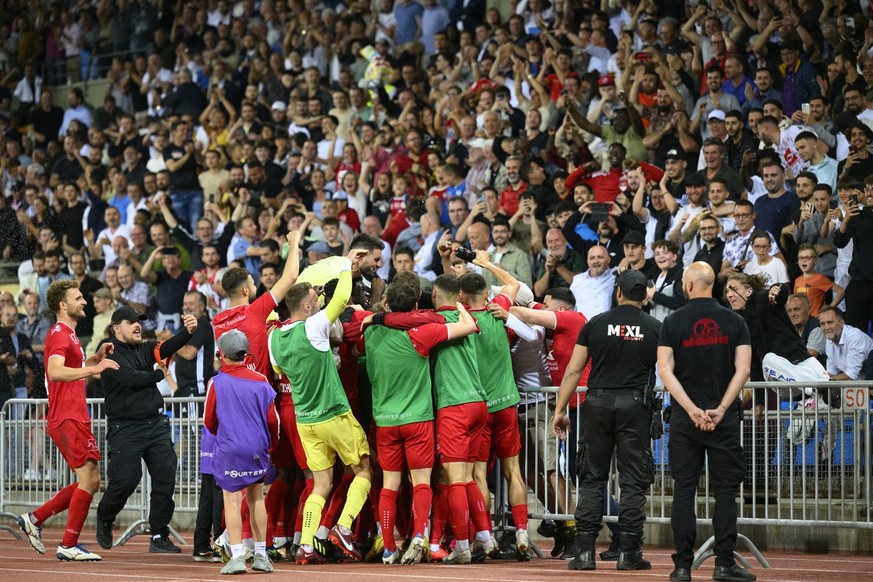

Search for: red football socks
xmin=33 ymin=483 xmax=77 ymax=525
xmin=511 ymin=503 xmax=529 ymax=531
xmin=446 ymin=483 xmax=469 ymax=543
xmin=379 ymin=488 xmax=398 ymax=551
xmin=411 ymin=484 xmax=432 ymax=540
xmin=61 ymin=487 xmax=92 ymax=548
xmin=465 ymin=481 xmax=491 ymax=534
xmin=264 ymin=479 xmax=288 ymax=544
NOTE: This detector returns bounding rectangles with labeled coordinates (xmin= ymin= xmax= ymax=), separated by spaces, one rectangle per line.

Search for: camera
xmin=454 ymin=247 xmax=477 ymax=262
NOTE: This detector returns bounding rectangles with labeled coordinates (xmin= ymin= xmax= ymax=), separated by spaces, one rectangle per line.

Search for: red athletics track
xmin=0 ymin=528 xmax=871 ymax=581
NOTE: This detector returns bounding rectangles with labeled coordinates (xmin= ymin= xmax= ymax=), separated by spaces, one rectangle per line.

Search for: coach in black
xmin=554 ymin=270 xmax=661 ymax=572
xmin=657 ymin=263 xmax=754 ymax=582
xmin=95 ymin=305 xmax=198 ymax=554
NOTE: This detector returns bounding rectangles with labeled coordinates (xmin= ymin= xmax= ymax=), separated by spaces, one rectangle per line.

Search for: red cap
xmin=597 ymin=74 xmax=616 ymax=87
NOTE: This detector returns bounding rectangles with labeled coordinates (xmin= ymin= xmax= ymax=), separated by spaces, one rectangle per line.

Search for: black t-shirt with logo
xmin=658 ymin=297 xmax=751 ymax=425
xmin=165 ymin=142 xmax=200 ymax=190
xmin=576 ymin=304 xmax=661 ymax=390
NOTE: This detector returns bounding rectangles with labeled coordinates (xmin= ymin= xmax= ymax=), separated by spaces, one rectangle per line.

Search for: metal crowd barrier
xmin=2 ymin=383 xmax=871 ymax=556
xmin=0 ymin=397 xmax=206 ymax=546
xmin=486 ymin=381 xmax=872 ymax=567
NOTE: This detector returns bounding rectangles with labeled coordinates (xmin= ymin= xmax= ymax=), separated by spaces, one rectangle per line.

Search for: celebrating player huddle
xmin=23 ymin=235 xmax=534 ymax=573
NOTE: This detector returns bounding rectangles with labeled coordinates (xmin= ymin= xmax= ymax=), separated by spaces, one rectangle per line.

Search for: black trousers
xmin=97 ymin=415 xmax=178 ymax=537
xmin=669 ymin=415 xmax=746 ymax=569
xmin=193 ymin=473 xmax=224 ymax=553
xmin=844 ymin=279 xmax=873 ymax=334
xmin=573 ymin=389 xmax=654 ymax=537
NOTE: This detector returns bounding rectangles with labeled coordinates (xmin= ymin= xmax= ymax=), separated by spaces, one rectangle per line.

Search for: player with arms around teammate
xmin=269 ymin=249 xmax=372 ymax=564
xmin=361 ymin=272 xmax=479 ymax=564
xmin=554 ymin=270 xmax=661 ymax=572
xmin=658 ymin=263 xmax=755 ymax=582
xmin=18 ymin=280 xmax=119 ymax=561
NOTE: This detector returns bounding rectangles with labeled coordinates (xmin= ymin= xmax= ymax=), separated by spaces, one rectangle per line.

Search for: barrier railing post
xmin=0 ymin=401 xmax=22 ymax=540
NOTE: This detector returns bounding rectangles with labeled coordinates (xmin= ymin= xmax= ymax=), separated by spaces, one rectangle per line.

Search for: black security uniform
xmin=574 ymin=304 xmax=661 ymax=557
xmin=97 ymin=327 xmax=192 ymax=541
xmin=659 ymin=298 xmax=751 ymax=572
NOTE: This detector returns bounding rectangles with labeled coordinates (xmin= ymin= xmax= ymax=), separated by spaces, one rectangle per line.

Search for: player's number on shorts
xmin=842 ymin=387 xmax=868 ymax=410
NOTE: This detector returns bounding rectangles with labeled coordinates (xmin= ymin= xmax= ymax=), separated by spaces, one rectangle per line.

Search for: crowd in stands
xmin=0 ymin=0 xmax=872 ymax=562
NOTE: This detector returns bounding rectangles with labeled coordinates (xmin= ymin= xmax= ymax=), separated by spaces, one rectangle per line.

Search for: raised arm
xmin=269 ymin=231 xmax=302 ymax=302
xmin=473 ymin=249 xmax=520 ymax=303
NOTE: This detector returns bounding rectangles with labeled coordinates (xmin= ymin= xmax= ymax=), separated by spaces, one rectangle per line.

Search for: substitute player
xmin=361 ymin=273 xmax=478 ymax=564
xmin=18 ymin=280 xmax=119 ymax=561
xmin=269 ymin=250 xmax=373 ymax=565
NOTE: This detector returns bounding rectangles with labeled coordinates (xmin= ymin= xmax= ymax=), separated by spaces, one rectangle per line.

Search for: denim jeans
xmin=170 ymin=188 xmax=204 ymax=232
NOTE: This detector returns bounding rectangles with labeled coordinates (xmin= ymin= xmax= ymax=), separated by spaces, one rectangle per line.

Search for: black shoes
xmin=670 ymin=567 xmax=692 ymax=581
xmin=600 ymin=534 xmax=620 ymax=560
xmin=713 ymin=564 xmax=757 ymax=581
xmin=95 ymin=519 xmax=113 ymax=550
xmin=568 ymin=549 xmax=596 ymax=571
xmin=617 ymin=549 xmax=652 ymax=570
xmin=149 ymin=536 xmax=182 ymax=553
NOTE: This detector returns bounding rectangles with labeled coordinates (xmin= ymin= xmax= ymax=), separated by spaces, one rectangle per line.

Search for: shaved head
xmin=682 ymin=262 xmax=714 ymax=299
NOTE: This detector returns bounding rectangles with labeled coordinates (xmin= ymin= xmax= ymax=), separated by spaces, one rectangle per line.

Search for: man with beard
xmin=724 ymin=110 xmax=757 ymax=171
xmin=94 ymin=308 xmax=199 ymax=553
xmin=486 ymin=217 xmax=532 ymax=288
xmin=689 ymin=67 xmax=741 ymax=140
xmin=668 ymin=174 xmax=709 ymax=266
xmin=660 ymin=148 xmax=689 ymax=199
xmin=17 ymin=280 xmax=119 ymax=562
xmin=640 ymin=87 xmax=687 ymax=167
xmin=693 ymin=214 xmax=727 ymax=301
xmin=499 ymin=156 xmax=527 ymax=217
xmin=174 ymin=290 xmax=214 ymax=402
xmin=743 ymin=68 xmax=783 ymax=114
xmin=753 ymin=161 xmax=799 ymax=246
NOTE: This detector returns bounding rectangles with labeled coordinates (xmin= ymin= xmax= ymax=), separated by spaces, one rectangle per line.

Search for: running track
xmin=0 ymin=528 xmax=871 ymax=581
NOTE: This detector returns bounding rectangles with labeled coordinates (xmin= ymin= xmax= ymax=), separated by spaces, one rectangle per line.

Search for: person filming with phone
xmin=833 ymin=178 xmax=873 ymax=335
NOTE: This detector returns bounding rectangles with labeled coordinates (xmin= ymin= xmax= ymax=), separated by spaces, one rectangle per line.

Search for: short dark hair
xmin=259 ymin=262 xmax=279 ymax=275
xmin=796 ymin=170 xmax=818 ymax=184
xmin=221 ymin=267 xmax=251 ymax=296
xmin=433 ymin=274 xmax=460 ymax=297
xmin=652 ymin=239 xmax=678 ymax=254
xmin=46 ymin=280 xmax=80 ymax=314
xmin=393 ymin=246 xmax=415 ymax=261
xmin=349 ymin=233 xmax=383 ymax=252
xmin=795 ymin=131 xmax=817 ymax=143
xmin=322 ymin=217 xmax=340 ymax=228
xmin=545 ymin=287 xmax=575 ymax=306
xmin=386 ymin=280 xmax=421 ymax=312
xmin=459 ymin=272 xmax=488 ymax=296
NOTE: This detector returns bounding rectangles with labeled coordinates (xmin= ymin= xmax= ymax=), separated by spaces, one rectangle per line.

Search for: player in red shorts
xmin=18 ymin=280 xmax=119 ymax=561
xmin=360 ymin=272 xmax=479 ymax=564
xmin=458 ymin=253 xmax=530 ymax=558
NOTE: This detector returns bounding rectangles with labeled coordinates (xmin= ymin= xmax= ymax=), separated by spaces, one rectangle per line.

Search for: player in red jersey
xmin=18 ymin=280 xmax=119 ymax=562
xmin=507 ymin=287 xmax=592 ymax=556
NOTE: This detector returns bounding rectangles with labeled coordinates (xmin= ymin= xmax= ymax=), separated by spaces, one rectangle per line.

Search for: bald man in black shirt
xmin=658 ymin=262 xmax=755 ymax=582
xmin=554 ymin=270 xmax=661 ymax=572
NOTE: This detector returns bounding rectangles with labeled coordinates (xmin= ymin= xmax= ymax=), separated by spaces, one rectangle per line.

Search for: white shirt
xmin=95 ymin=224 xmax=131 ymax=265
xmin=414 ymin=230 xmax=440 ymax=281
xmin=671 ymin=204 xmax=707 ymax=267
xmin=826 ymin=325 xmax=873 ymax=379
xmin=743 ymin=256 xmax=788 ymax=285
xmin=779 ymin=125 xmax=812 ymax=177
xmin=570 ymin=267 xmax=616 ymax=319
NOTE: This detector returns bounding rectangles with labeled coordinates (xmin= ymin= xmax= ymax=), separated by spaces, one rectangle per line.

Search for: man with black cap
xmin=554 ymin=269 xmax=661 ymax=572
xmin=95 ymin=306 xmax=199 ymax=553
xmin=777 ymin=37 xmax=819 ymax=118
xmin=661 ymin=149 xmax=688 ymax=199
xmin=618 ymin=230 xmax=659 ymax=281
xmin=669 ymin=173 xmax=710 ymax=265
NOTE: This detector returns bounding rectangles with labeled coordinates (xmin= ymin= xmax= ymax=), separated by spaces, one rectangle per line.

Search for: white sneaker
xmin=516 ymin=529 xmax=530 ymax=553
xmin=401 ymin=535 xmax=425 ymax=565
xmin=213 ymin=531 xmax=231 ymax=563
xmin=17 ymin=513 xmax=44 ymax=554
xmin=56 ymin=545 xmax=102 ymax=561
xmin=470 ymin=535 xmax=495 ymax=557
xmin=443 ymin=546 xmax=472 ymax=564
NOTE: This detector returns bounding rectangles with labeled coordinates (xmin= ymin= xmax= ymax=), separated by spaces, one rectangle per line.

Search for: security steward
xmin=553 ymin=269 xmax=661 ymax=572
xmin=657 ymin=263 xmax=755 ymax=582
xmin=94 ymin=305 xmax=199 ymax=553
